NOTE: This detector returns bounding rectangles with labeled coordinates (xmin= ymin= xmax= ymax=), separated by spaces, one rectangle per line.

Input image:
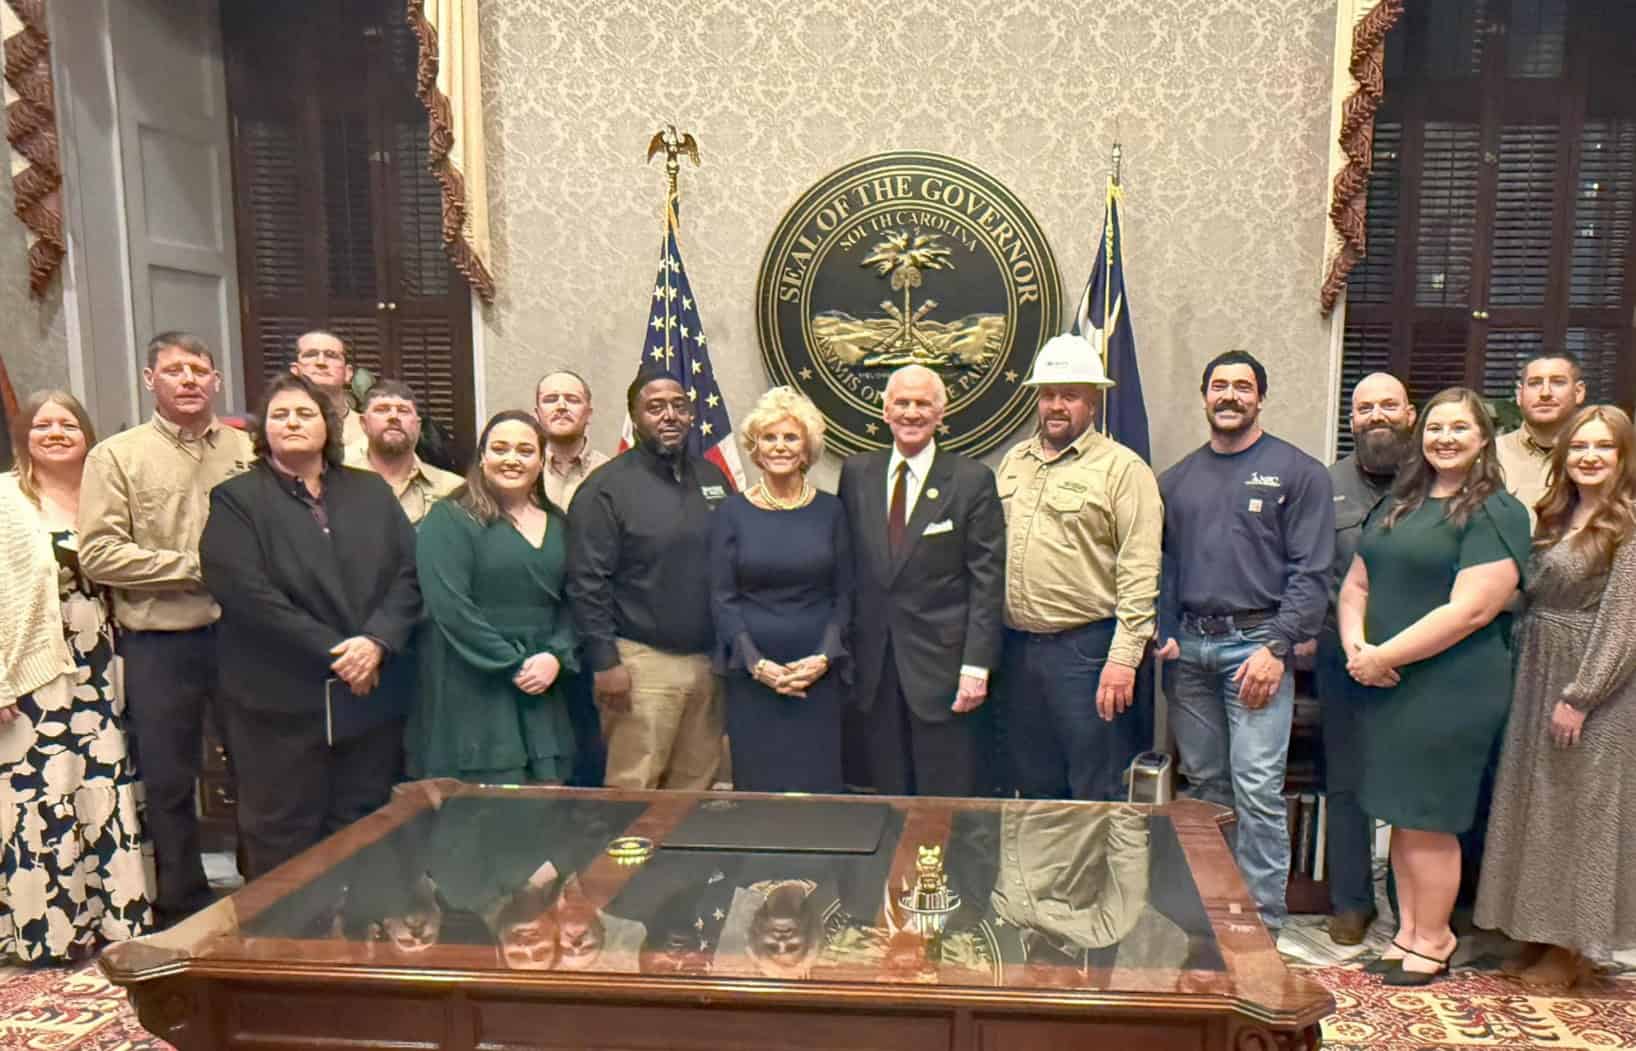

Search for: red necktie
xmin=888 ymin=461 xmax=908 ymax=554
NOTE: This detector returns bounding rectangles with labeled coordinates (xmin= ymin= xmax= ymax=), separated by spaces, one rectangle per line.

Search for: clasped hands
xmin=1344 ymin=640 xmax=1400 ymax=688
xmin=330 ymin=635 xmax=385 ymax=694
xmin=753 ymin=654 xmax=829 ymax=697
xmin=514 ymin=652 xmax=562 ymax=695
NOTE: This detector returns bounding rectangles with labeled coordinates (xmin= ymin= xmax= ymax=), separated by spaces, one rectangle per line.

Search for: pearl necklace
xmin=755 ymin=480 xmax=810 ymax=510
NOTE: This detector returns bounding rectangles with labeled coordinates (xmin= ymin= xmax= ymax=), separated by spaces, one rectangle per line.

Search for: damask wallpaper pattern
xmin=477 ymin=0 xmax=1338 ymax=472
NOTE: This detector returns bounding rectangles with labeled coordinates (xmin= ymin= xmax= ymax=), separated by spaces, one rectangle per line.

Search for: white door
xmin=112 ymin=0 xmax=243 ymax=417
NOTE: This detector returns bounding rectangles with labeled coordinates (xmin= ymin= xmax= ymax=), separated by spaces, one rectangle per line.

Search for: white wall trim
xmin=470 ymin=297 xmax=488 ymax=424
xmin=1325 ymin=301 xmax=1346 ymax=462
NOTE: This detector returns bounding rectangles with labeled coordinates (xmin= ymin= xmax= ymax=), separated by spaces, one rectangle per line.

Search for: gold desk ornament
xmin=606 ymin=836 xmax=655 ymax=866
xmin=646 ymin=124 xmax=700 ymax=195
xmin=898 ymin=844 xmax=960 ymax=935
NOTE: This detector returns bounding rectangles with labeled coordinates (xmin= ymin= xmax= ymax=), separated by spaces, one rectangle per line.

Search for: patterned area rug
xmin=1 ymin=959 xmax=1632 ymax=1050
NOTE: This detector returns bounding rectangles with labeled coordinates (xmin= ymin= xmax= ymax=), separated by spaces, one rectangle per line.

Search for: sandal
xmin=1363 ymin=939 xmax=1412 ymax=975
xmin=1383 ymin=940 xmax=1457 ymax=987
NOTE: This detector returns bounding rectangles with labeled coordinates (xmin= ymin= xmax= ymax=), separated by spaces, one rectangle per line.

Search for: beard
xmin=370 ymin=429 xmax=415 ymax=456
xmin=1354 ymin=423 xmax=1413 ymax=475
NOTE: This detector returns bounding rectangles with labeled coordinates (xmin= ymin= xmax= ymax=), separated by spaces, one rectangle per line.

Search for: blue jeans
xmin=1170 ymin=623 xmax=1294 ymax=929
xmin=999 ymin=621 xmax=1142 ymax=801
xmin=1315 ymin=633 xmax=1376 ymax=915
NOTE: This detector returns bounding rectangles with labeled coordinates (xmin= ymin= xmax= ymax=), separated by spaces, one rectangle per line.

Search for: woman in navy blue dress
xmin=711 ymin=388 xmax=852 ymax=793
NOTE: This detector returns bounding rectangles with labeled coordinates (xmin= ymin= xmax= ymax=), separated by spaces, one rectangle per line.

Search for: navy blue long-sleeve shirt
xmin=1158 ymin=433 xmax=1334 ymax=648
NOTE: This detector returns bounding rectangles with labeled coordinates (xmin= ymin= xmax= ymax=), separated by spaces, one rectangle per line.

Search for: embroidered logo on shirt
xmin=1245 ymin=472 xmax=1282 ymax=488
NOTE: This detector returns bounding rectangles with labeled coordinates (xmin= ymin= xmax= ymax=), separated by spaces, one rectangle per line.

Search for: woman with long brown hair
xmin=408 ymin=410 xmax=577 ymax=783
xmin=1476 ymin=404 xmax=1636 ymax=989
xmin=1 ymin=390 xmax=153 ymax=961
xmin=1337 ymin=387 xmax=1531 ymax=985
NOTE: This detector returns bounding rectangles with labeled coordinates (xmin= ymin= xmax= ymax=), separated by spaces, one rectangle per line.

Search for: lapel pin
xmin=925 ymin=487 xmax=939 ymax=501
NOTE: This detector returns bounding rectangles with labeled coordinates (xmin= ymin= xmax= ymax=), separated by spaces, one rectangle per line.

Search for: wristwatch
xmin=1263 ymin=637 xmax=1291 ymax=660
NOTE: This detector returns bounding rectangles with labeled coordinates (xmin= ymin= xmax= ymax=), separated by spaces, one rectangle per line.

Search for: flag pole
xmin=646 ymin=125 xmax=701 ymax=369
xmin=1099 ymin=141 xmax=1122 ymax=435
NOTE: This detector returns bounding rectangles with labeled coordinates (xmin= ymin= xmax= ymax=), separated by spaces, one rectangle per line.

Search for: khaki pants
xmin=602 ymin=639 xmax=723 ymax=790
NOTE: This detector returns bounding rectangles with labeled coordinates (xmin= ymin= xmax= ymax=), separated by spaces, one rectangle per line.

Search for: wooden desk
xmin=100 ymin=782 xmax=1331 ymax=1050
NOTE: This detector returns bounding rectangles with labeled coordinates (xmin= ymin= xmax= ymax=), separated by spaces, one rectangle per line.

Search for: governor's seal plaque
xmin=756 ymin=152 xmax=1061 ymax=456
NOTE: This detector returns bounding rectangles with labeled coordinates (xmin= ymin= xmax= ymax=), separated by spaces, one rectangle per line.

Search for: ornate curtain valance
xmin=407 ymin=0 xmax=495 ymax=302
xmin=1320 ymin=0 xmax=1405 ymax=316
xmin=2 ymin=0 xmax=63 ymax=299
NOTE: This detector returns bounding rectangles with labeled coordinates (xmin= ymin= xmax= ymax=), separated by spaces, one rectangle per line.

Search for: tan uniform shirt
xmin=78 ymin=414 xmax=255 ymax=631
xmin=542 ymin=441 xmax=610 ymax=510
xmin=341 ymin=409 xmax=368 ymax=461
xmin=343 ymin=446 xmax=463 ymax=524
xmin=1496 ymin=426 xmax=1552 ymax=526
xmin=996 ymin=427 xmax=1163 ymax=668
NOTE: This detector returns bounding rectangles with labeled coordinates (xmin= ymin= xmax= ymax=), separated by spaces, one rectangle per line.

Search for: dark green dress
xmin=408 ymin=499 xmax=577 ymax=783
xmin=1355 ymin=492 xmax=1531 ymax=833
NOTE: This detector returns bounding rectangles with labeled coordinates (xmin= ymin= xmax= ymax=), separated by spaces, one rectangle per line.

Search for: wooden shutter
xmin=1337 ymin=0 xmax=1636 ymax=448
xmin=225 ymin=0 xmax=474 ymax=457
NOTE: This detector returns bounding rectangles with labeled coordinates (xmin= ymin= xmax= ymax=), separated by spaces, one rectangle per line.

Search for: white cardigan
xmin=0 ymin=472 xmax=74 ymax=706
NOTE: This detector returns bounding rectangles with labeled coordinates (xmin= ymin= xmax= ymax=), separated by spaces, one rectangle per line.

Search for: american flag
xmin=618 ymin=192 xmax=746 ymax=489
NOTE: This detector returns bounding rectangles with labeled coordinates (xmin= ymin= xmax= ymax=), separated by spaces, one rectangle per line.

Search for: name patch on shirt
xmin=700 ymin=484 xmax=727 ymax=505
xmin=1246 ymin=472 xmax=1282 ymax=489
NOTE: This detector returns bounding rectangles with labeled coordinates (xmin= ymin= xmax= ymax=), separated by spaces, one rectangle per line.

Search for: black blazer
xmin=837 ymin=447 xmax=1004 ymax=723
xmin=201 ymin=463 xmax=422 ymax=715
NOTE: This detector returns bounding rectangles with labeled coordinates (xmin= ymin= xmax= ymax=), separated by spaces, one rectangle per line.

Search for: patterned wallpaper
xmin=477 ymin=0 xmax=1339 ymax=474
xmin=0 ymin=165 xmax=69 ymax=401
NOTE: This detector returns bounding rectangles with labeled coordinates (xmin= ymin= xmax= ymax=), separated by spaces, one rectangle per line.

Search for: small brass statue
xmin=899 ymin=844 xmax=960 ymax=935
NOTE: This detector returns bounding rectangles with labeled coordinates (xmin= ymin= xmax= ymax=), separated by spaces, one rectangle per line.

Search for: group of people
xmin=0 ymin=329 xmax=1629 ymax=994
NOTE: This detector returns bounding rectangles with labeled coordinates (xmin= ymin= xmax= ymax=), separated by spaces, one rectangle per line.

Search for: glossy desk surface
xmin=101 ymin=782 xmax=1330 ymax=1028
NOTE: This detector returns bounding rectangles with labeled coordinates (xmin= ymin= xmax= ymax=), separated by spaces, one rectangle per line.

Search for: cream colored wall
xmin=0 ymin=170 xmax=70 ymax=403
xmin=477 ymin=0 xmax=1338 ymax=477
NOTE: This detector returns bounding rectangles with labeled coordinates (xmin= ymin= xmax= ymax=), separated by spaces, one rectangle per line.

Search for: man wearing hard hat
xmin=992 ymin=332 xmax=1163 ymax=801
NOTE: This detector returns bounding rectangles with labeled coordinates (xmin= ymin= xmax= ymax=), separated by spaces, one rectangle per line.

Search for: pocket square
xmin=923 ymin=519 xmax=954 ymax=536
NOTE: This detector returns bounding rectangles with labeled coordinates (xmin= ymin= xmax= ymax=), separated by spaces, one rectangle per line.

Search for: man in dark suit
xmin=838 ymin=365 xmax=1005 ymax=796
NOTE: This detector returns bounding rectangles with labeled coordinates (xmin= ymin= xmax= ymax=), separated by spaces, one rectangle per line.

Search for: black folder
xmin=661 ymin=799 xmax=889 ymax=855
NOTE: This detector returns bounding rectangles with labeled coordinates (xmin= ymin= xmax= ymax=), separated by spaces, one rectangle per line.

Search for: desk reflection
xmin=241 ymin=794 xmax=1221 ymax=985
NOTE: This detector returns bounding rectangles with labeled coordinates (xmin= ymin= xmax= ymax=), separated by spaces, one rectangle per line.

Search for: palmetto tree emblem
xmin=860 ymin=229 xmax=954 ymax=363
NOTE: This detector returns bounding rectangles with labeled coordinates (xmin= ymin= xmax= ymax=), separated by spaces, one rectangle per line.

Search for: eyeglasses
xmin=298 ymin=348 xmax=347 ymax=363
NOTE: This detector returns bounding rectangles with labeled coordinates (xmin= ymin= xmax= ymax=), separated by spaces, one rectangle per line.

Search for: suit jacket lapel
xmin=889 ymin=450 xmax=955 ymax=582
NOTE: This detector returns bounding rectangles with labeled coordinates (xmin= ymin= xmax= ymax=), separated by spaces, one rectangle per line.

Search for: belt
xmin=1179 ymin=609 xmax=1277 ymax=636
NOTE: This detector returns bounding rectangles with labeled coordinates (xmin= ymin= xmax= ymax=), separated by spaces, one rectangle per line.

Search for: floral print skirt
xmin=0 ymin=530 xmax=154 ymax=962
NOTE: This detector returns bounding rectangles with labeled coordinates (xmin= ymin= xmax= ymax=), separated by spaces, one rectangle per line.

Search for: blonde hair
xmin=11 ymin=389 xmax=96 ymax=506
xmin=739 ymin=387 xmax=825 ymax=469
xmin=1534 ymin=405 xmax=1636 ymax=572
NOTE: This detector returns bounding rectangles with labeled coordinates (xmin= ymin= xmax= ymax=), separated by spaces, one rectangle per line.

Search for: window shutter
xmin=1336 ymin=324 xmax=1393 ymax=457
xmin=321 ymin=115 xmax=378 ymax=301
xmin=1415 ymin=123 xmax=1482 ymax=307
xmin=1408 ymin=321 xmax=1472 ymax=405
xmin=1481 ymin=328 xmax=1544 ymax=400
xmin=1348 ymin=123 xmax=1402 ymax=304
xmin=240 ymin=120 xmax=305 ymax=299
xmin=392 ymin=117 xmax=451 ymax=299
xmin=1566 ymin=328 xmax=1624 ymax=404
xmin=1488 ymin=124 xmax=1559 ymax=306
xmin=1505 ymin=0 xmax=1568 ymax=78
xmin=396 ymin=318 xmax=459 ymax=439
xmin=1570 ymin=119 xmax=1635 ymax=307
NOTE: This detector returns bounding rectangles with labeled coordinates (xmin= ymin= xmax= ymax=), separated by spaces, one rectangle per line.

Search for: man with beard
xmin=994 ymin=333 xmax=1162 ymax=800
xmin=1304 ymin=371 xmax=1414 ymax=945
xmin=345 ymin=380 xmax=461 ymax=525
xmin=1495 ymin=352 xmax=1586 ymax=523
xmin=566 ymin=364 xmax=730 ymax=789
xmin=1155 ymin=350 xmax=1333 ymax=933
xmin=290 ymin=330 xmax=367 ymax=457
xmin=534 ymin=370 xmax=608 ymax=511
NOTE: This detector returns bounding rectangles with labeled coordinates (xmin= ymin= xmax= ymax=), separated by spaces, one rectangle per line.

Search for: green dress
xmin=1355 ymin=492 xmax=1531 ymax=833
xmin=408 ymin=499 xmax=577 ymax=783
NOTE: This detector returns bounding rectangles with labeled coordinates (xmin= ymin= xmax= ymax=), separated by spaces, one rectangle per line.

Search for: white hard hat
xmin=1022 ymin=332 xmax=1115 ymax=388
